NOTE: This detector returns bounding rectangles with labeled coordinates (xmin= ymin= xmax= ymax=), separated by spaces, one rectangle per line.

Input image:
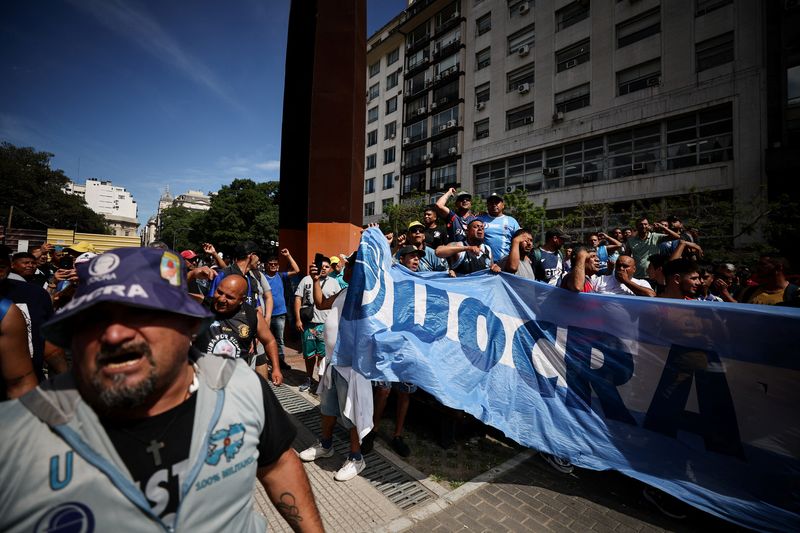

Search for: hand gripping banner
xmin=333 ymin=228 xmax=799 ymax=531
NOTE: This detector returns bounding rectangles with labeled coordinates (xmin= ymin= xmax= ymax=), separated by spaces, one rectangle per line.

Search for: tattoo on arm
xmin=274 ymin=492 xmax=302 ymax=525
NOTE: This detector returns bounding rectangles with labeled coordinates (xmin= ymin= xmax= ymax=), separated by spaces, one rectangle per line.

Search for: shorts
xmin=374 ymin=380 xmax=418 ymax=394
xmin=302 ymin=324 xmax=325 ymax=358
xmin=319 ymin=368 xmax=353 ymax=429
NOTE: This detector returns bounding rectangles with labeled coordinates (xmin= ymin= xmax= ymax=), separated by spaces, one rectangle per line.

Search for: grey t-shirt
xmin=498 ymin=256 xmax=535 ymax=280
xmin=295 ymin=275 xmax=341 ymax=324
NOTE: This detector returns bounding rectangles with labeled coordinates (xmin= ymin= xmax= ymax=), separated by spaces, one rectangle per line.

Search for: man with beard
xmin=193 ymin=274 xmax=283 ymax=386
xmin=499 ymin=229 xmax=535 ymax=279
xmin=436 ymin=218 xmax=501 ymax=276
xmin=434 ymin=188 xmax=475 ymax=244
xmin=0 ymin=247 xmax=322 ymax=532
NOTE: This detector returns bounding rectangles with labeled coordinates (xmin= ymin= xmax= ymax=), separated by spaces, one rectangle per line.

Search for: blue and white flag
xmin=333 ymin=228 xmax=800 ymax=532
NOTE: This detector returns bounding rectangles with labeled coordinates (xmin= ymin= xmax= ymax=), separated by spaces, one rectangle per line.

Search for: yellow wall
xmin=47 ymin=229 xmax=140 ymax=254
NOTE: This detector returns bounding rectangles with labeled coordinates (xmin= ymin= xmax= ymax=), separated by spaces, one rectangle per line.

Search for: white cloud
xmin=254 ymin=160 xmax=280 ymax=171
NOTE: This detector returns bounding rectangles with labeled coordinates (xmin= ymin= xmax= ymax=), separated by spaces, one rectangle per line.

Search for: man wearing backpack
xmin=263 ymin=249 xmax=300 ymax=370
xmin=531 ymin=228 xmax=570 ymax=285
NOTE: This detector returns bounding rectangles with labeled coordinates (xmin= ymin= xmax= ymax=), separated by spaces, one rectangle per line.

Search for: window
xmin=616 ymin=8 xmax=660 ymax=49
xmin=608 ymin=124 xmax=661 ymax=179
xmin=382 ymin=198 xmax=394 ymax=211
xmin=507 ymin=24 xmax=535 ymax=55
xmin=404 ymin=119 xmax=428 ymax=143
xmin=432 ymin=134 xmax=458 ymax=159
xmin=365 ymin=178 xmax=375 ymax=194
xmin=476 ymin=47 xmax=491 ymax=70
xmin=386 ymin=70 xmax=399 ymax=90
xmin=406 ymin=71 xmax=428 ymax=95
xmin=509 ymin=0 xmax=532 ymax=19
xmin=555 ymin=84 xmax=590 ymax=113
xmin=507 ymin=63 xmax=535 ymax=92
xmin=432 ymin=106 xmax=459 ymax=130
xmin=404 ymin=145 xmax=427 ymax=167
xmin=367 ymin=130 xmax=378 ymax=147
xmin=431 ymin=163 xmax=457 ymax=189
xmin=406 ymin=94 xmax=427 ymax=121
xmin=434 ymin=28 xmax=461 ymax=55
xmin=403 ymin=171 xmax=426 ymax=194
xmin=555 ymin=39 xmax=590 ymax=72
xmin=406 ymin=48 xmax=429 ymax=71
xmin=364 ymin=202 xmax=375 ymax=217
xmin=369 ymin=61 xmax=380 ymax=78
xmin=384 ymin=147 xmax=396 ymax=164
xmin=696 ymin=0 xmax=732 ymax=17
xmin=383 ymin=172 xmax=395 ymax=189
xmin=386 ymin=96 xmax=398 ymax=114
xmin=696 ymin=32 xmax=734 ymax=72
xmin=475 ymin=119 xmax=490 ymax=139
xmin=368 ymin=83 xmax=380 ymax=101
xmin=366 ymin=154 xmax=377 ymax=170
xmin=434 ymin=53 xmax=459 ymax=77
xmin=476 ymin=13 xmax=492 ymax=36
xmin=407 ymin=22 xmax=429 ymax=49
xmin=367 ymin=106 xmax=378 ymax=123
xmin=385 ymin=121 xmax=396 ymax=140
xmin=561 ymin=138 xmax=604 ymax=186
xmin=617 ymin=59 xmax=661 ymax=96
xmin=556 ymin=1 xmax=590 ymax=32
xmin=432 ymin=80 xmax=459 ymax=108
xmin=475 ymin=82 xmax=490 ymax=103
xmin=436 ymin=2 xmax=461 ymax=30
xmin=667 ymin=104 xmax=733 ymax=169
xmin=507 ymin=103 xmax=534 ymax=129
xmin=387 ymin=47 xmax=399 ymax=65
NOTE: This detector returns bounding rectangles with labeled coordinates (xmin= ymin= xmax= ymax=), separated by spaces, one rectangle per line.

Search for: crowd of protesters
xmin=0 ymin=189 xmax=796 ymax=527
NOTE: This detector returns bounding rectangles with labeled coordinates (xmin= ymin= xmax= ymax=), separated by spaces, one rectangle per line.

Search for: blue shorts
xmin=319 ymin=369 xmax=354 ymax=429
xmin=374 ymin=380 xmax=417 ymax=394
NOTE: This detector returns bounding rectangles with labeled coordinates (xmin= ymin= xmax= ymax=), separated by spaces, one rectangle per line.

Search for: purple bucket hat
xmin=41 ymin=247 xmax=213 ymax=347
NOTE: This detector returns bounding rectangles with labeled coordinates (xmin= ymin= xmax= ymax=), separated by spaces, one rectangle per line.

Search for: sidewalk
xmin=257 ymin=345 xmax=738 ymax=533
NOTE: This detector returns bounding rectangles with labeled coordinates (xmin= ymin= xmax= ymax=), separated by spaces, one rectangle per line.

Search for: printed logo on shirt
xmin=206 ymin=333 xmax=242 ymax=359
xmin=238 ymin=324 xmax=250 ymax=338
xmin=205 ymin=423 xmax=246 ymax=465
xmin=34 ymin=501 xmax=95 ymax=533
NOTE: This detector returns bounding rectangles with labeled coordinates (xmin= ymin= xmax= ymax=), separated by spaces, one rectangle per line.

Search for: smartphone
xmin=313 ymin=253 xmax=324 ymax=272
xmin=58 ymin=256 xmax=74 ymax=270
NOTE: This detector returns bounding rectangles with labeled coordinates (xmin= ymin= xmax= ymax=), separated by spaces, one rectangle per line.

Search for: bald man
xmin=193 ymin=274 xmax=283 ymax=385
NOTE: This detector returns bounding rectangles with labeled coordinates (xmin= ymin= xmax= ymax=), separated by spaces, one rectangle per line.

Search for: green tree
xmin=0 ymin=142 xmax=109 ymax=233
xmin=199 ymin=179 xmax=279 ymax=251
xmin=380 ymin=193 xmax=428 ymax=236
xmin=501 ymin=189 xmax=547 ymax=233
xmin=158 ymin=206 xmax=206 ymax=251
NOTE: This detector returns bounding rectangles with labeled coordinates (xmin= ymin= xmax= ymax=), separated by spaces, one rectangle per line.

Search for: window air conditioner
xmin=423 ymin=153 xmax=433 ymax=160
xmin=523 ymin=116 xmax=533 ymax=124
xmin=448 ymin=147 xmax=458 ymax=155
xmin=542 ymin=168 xmax=559 ymax=177
xmin=565 ymin=59 xmax=578 ymax=69
xmin=552 ymin=111 xmax=565 ymax=122
xmin=439 ymin=124 xmax=448 ymax=132
xmin=518 ymin=45 xmax=530 ymax=56
xmin=476 ymin=101 xmax=486 ymax=110
xmin=390 ymin=133 xmax=396 ymax=140
xmin=647 ymin=76 xmax=661 ymax=87
xmin=631 ymin=163 xmax=645 ymax=171
xmin=430 ymin=102 xmax=437 ymax=109
xmin=505 ymin=185 xmax=517 ymax=193
xmin=517 ymin=83 xmax=530 ymax=94
xmin=434 ymin=74 xmax=442 ymax=81
xmin=417 ymin=107 xmax=427 ymax=115
xmin=446 ymin=119 xmax=456 ymax=128
xmin=425 ymin=78 xmax=433 ymax=86
xmin=519 ymin=3 xmax=530 ymax=15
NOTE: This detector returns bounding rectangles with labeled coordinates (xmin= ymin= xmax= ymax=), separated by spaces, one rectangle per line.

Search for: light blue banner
xmin=333 ymin=228 xmax=800 ymax=532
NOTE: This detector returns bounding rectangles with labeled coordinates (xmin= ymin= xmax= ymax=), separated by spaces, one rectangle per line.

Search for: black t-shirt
xmin=0 ymin=278 xmax=54 ymax=382
xmin=424 ymin=224 xmax=448 ymax=250
xmin=101 ymin=372 xmax=296 ymax=522
xmin=193 ymin=299 xmax=258 ymax=361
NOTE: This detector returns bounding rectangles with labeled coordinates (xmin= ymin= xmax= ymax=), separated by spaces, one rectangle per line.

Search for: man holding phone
xmin=293 ymin=255 xmax=340 ymax=393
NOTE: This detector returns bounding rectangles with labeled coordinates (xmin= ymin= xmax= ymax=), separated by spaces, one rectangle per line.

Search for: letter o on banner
xmin=457 ymin=297 xmax=505 ymax=371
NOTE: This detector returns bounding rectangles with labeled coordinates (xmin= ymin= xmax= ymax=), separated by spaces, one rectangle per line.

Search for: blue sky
xmin=1 ymin=0 xmax=406 ymax=226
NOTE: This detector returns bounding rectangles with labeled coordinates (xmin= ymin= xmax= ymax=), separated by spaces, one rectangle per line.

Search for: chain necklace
xmin=113 ymin=365 xmax=199 ymax=467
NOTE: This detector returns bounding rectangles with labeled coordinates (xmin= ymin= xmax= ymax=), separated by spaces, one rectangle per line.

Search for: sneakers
xmin=299 ymin=441 xmax=334 ymax=462
xmin=334 ymin=456 xmax=365 ymax=481
xmin=540 ymin=453 xmax=574 ymax=474
xmin=298 ymin=378 xmax=312 ymax=392
xmin=642 ymin=486 xmax=688 ymax=520
xmin=390 ymin=436 xmax=411 ymax=457
xmin=360 ymin=431 xmax=376 ymax=454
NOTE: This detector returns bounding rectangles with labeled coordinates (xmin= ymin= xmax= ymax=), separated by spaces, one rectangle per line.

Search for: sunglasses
xmin=410 ymin=228 xmax=425 ymax=234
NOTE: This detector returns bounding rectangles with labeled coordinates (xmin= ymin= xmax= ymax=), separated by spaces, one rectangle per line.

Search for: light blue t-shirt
xmin=394 ymin=245 xmax=447 ymax=272
xmin=477 ymin=214 xmax=520 ymax=261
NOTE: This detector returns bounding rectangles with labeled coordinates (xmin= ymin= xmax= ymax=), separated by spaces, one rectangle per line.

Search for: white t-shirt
xmin=590 ymin=274 xmax=651 ymax=296
xmin=295 ymin=275 xmax=340 ymax=324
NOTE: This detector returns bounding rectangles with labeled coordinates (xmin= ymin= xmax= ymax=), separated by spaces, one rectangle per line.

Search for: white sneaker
xmin=299 ymin=441 xmax=334 ymax=462
xmin=334 ymin=457 xmax=365 ymax=481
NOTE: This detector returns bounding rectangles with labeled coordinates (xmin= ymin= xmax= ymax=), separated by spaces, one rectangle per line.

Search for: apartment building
xmin=364 ymin=0 xmax=772 ymax=238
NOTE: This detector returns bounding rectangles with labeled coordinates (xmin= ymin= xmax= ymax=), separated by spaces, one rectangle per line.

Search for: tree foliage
xmin=158 ymin=179 xmax=280 ymax=255
xmin=0 ymin=142 xmax=109 ymax=233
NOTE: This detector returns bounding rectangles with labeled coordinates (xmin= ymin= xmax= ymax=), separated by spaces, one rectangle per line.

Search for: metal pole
xmin=3 ymin=206 xmax=13 ymax=245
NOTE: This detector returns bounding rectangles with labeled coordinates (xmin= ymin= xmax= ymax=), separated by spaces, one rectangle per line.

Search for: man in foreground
xmin=0 ymin=247 xmax=322 ymax=532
